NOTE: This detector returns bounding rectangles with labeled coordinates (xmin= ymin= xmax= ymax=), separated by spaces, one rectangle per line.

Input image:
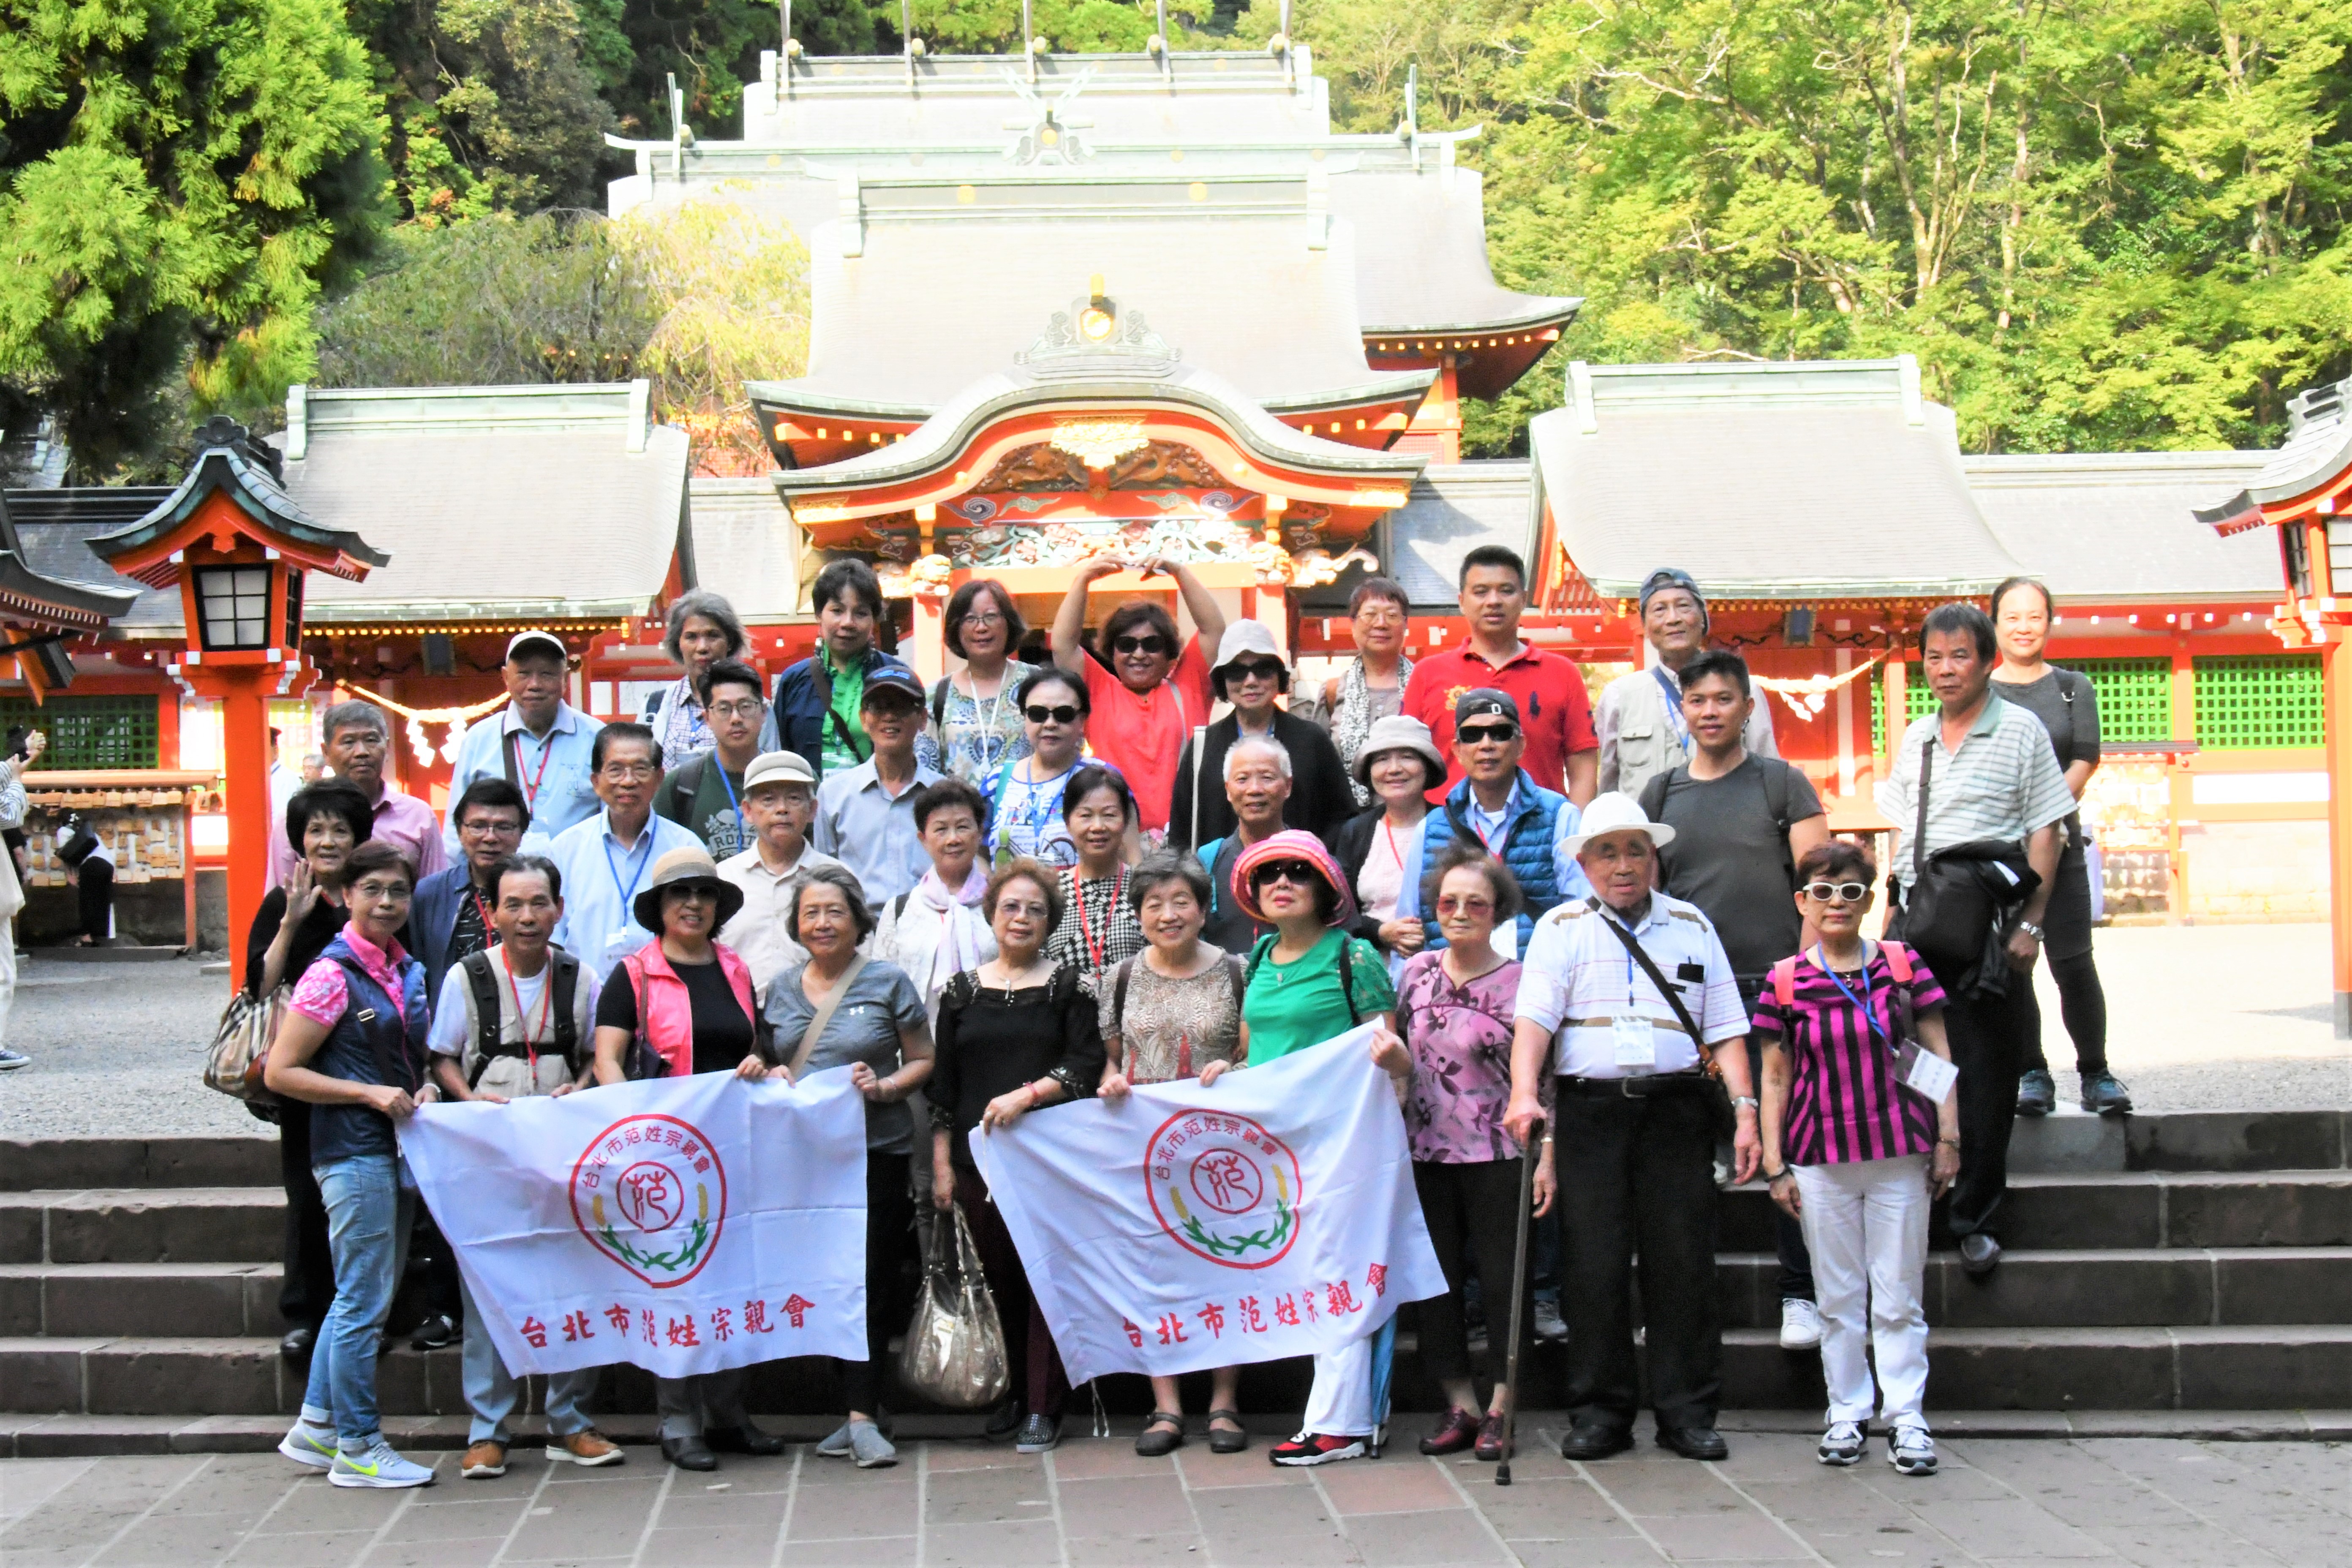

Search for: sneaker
xmin=1014 ymin=1413 xmax=1060 ymax=1454
xmin=1778 ymin=1298 xmax=1823 ymax=1351
xmin=1532 ymin=1298 xmax=1569 ymax=1342
xmin=1269 ymin=1432 xmax=1366 ymax=1467
xmin=277 ymin=1418 xmax=338 ymax=1471
xmin=329 ymin=1437 xmax=437 ymax=1489
xmin=462 ymin=1441 xmax=507 ymax=1478
xmin=2081 ymin=1071 xmax=2134 ymax=1116
xmin=1887 ymin=1424 xmax=1937 ymax=1475
xmin=2016 ymin=1068 xmax=2056 ymax=1116
xmin=0 ymin=1048 xmax=30 ymax=1071
xmin=409 ymin=1312 xmax=459 ymax=1351
xmin=814 ymin=1420 xmax=855 ymax=1458
xmin=848 ymin=1418 xmax=898 ymax=1469
xmin=548 ymin=1429 xmax=624 ymax=1467
xmin=1816 ymin=1421 xmax=1866 ymax=1466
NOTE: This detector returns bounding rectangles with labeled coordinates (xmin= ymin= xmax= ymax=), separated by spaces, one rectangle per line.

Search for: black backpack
xmin=460 ymin=947 xmax=583 ymax=1087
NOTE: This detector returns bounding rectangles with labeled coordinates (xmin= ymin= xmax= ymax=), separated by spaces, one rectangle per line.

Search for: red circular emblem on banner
xmin=569 ymin=1113 xmax=727 ymax=1288
xmin=1143 ymin=1109 xmax=1302 ymax=1269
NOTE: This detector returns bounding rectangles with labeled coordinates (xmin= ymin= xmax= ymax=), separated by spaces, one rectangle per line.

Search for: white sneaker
xmin=0 ymin=1048 xmax=30 ymax=1071
xmin=277 ymin=1419 xmax=338 ymax=1470
xmin=1816 ymin=1420 xmax=1865 ymax=1466
xmin=329 ymin=1437 xmax=437 ymax=1489
xmin=814 ymin=1420 xmax=855 ymax=1458
xmin=1887 ymin=1424 xmax=1937 ymax=1476
xmin=1779 ymin=1298 xmax=1823 ymax=1351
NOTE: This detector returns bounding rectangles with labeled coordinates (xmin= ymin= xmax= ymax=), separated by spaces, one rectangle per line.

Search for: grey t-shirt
xmin=1990 ymin=669 xmax=2099 ymax=845
xmin=764 ymin=959 xmax=929 ymax=1153
xmin=1651 ymin=757 xmax=1825 ymax=980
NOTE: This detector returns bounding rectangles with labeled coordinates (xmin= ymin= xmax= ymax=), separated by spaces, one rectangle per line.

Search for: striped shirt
xmin=1751 ymin=943 xmax=1948 ymax=1165
xmin=1513 ymin=893 xmax=1748 ymax=1080
xmin=1875 ymin=694 xmax=2073 ymax=888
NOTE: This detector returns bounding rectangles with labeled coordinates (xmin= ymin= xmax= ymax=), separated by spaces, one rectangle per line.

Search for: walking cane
xmin=1495 ymin=1116 xmax=1544 ymax=1486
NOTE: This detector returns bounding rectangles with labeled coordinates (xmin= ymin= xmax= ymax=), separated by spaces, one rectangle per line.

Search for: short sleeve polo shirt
xmin=1405 ymin=641 xmax=1597 ymax=798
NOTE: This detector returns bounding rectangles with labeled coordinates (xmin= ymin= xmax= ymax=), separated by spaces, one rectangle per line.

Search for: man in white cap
xmin=443 ymin=630 xmax=604 ymax=857
xmin=1594 ymin=568 xmax=1777 ymax=801
xmin=715 ymin=751 xmax=842 ymax=1002
xmin=1503 ymin=792 xmax=1759 ymax=1466
xmin=1168 ymin=621 xmax=1356 ymax=849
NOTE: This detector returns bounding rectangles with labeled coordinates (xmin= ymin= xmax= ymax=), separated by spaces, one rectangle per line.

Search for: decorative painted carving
xmin=945 ymin=514 xmax=1259 ymax=571
xmin=1049 ymin=419 xmax=1151 ymax=470
xmin=973 ymin=444 xmax=1088 ymax=493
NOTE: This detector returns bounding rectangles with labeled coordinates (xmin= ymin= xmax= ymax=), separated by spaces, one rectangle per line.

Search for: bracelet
xmin=1937 ymin=1135 xmax=1960 ymax=1147
xmin=2016 ymin=920 xmax=2044 ymax=940
xmin=1731 ymin=1095 xmax=1759 ymax=1109
xmin=1764 ymin=1167 xmax=1791 ymax=1183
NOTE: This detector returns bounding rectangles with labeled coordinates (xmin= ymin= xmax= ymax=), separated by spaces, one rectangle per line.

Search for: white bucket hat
xmin=1560 ymin=791 xmax=1678 ymax=857
xmin=1209 ymin=620 xmax=1290 ymax=697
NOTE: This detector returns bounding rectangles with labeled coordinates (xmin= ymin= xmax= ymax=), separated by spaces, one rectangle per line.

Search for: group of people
xmin=249 ymin=545 xmax=2120 ymax=1492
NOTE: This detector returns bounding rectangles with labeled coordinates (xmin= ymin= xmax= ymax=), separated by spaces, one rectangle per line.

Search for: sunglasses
xmin=1226 ymin=660 xmax=1285 ymax=683
xmin=1436 ymin=895 xmax=1495 ymax=917
xmin=1113 ymin=635 xmax=1170 ymax=655
xmin=1458 ymin=722 xmax=1518 ymax=745
xmin=1804 ymin=881 xmax=1871 ymax=904
xmin=1250 ymin=860 xmax=1321 ymax=889
xmin=1024 ymin=703 xmax=1082 ymax=724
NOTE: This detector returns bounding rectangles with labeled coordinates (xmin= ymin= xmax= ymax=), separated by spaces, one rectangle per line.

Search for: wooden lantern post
xmin=90 ymin=419 xmax=387 ymax=983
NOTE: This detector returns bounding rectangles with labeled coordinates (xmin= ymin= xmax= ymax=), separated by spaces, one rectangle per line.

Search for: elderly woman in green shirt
xmin=1200 ymin=829 xmax=1409 ymax=1467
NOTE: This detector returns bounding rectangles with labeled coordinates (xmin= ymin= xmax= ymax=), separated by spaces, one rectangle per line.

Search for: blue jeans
xmin=460 ymin=1276 xmax=599 ymax=1445
xmin=302 ymin=1154 xmax=415 ymax=1447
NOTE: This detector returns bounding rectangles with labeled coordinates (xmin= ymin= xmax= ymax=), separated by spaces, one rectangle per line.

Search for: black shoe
xmin=1559 ymin=1423 xmax=1632 ymax=1460
xmin=408 ymin=1312 xmax=458 ymax=1351
xmin=2081 ymin=1071 xmax=2134 ymax=1116
xmin=705 ymin=1422 xmax=785 ymax=1456
xmin=984 ymin=1397 xmax=1024 ymax=1441
xmin=2016 ymin=1069 xmax=2056 ymax=1116
xmin=661 ymin=1435 xmax=718 ymax=1471
xmin=278 ymin=1325 xmax=316 ymax=1362
xmin=1015 ymin=1413 xmax=1060 ymax=1454
xmin=1656 ymin=1425 xmax=1729 ymax=1461
xmin=1958 ymin=1232 xmax=2003 ymax=1276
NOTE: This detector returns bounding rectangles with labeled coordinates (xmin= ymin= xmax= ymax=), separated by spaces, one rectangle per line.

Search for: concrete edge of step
xmin=0 ymin=1408 xmax=2342 ymax=1458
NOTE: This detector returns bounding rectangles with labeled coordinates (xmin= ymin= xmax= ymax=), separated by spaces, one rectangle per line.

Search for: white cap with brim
xmin=742 ymin=751 xmax=818 ymax=792
xmin=1560 ymin=790 xmax=1678 ymax=858
xmin=505 ymin=630 xmax=568 ymax=664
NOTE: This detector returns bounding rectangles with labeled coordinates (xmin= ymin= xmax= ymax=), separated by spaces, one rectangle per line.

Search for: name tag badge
xmin=1612 ymin=1014 xmax=1655 ymax=1071
xmin=1897 ymin=1043 xmax=1960 ymax=1104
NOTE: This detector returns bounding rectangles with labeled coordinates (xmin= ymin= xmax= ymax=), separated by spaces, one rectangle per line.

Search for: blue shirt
xmin=1462 ymin=779 xmax=1588 ymax=902
xmin=546 ymin=808 xmax=703 ymax=980
xmin=814 ymin=756 xmax=943 ymax=912
xmin=442 ymin=702 xmax=604 ymax=858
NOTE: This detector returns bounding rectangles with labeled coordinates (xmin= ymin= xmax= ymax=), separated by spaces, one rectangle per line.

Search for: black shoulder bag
xmin=1587 ymin=901 xmax=1737 ymax=1141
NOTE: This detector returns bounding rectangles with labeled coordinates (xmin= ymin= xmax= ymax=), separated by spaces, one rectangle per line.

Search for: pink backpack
xmin=1771 ymin=940 xmax=1915 ymax=1011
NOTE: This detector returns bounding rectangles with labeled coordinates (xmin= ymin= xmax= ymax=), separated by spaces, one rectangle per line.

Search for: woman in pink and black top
xmin=1752 ymin=840 xmax=1961 ymax=1479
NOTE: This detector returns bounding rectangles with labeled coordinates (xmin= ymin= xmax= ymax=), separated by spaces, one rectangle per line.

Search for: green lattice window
xmin=2193 ymin=655 xmax=2324 ymax=750
xmin=1869 ymin=664 xmax=1933 ymax=753
xmin=0 ymin=696 xmax=161 ymax=770
xmin=2056 ymin=659 xmax=2175 ymax=746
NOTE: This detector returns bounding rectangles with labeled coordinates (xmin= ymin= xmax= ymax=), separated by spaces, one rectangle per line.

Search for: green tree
xmin=0 ymin=0 xmax=387 ymax=476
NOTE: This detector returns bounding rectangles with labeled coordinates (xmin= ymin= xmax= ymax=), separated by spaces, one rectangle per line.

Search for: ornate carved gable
xmin=1107 ymin=442 xmax=1221 ymax=488
xmin=972 ymin=439 xmax=1225 ymax=494
xmin=973 ymin=444 xmax=1089 ymax=493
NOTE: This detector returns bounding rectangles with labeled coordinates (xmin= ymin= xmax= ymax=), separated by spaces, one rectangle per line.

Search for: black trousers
xmin=76 ymin=858 xmax=112 ymax=943
xmin=276 ymin=1102 xmax=337 ymax=1327
xmin=1740 ymin=1004 xmax=1815 ymax=1302
xmin=956 ymin=1168 xmax=1068 ymax=1418
xmin=1411 ymin=1158 xmax=1529 ymax=1384
xmin=2020 ymin=849 xmax=2109 ymax=1077
xmin=1553 ymin=1087 xmax=1722 ymax=1432
xmin=1941 ymin=973 xmax=2032 ymax=1239
xmin=841 ymin=1152 xmax=915 ymax=1414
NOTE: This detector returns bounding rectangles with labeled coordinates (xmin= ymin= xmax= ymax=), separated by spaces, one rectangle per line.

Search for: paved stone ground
xmin=0 ymin=1427 xmax=2343 ymax=1567
xmin=0 ymin=921 xmax=2345 ymax=1139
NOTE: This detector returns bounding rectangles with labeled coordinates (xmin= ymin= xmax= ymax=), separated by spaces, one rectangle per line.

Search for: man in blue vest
xmin=1418 ymin=689 xmax=1590 ymax=953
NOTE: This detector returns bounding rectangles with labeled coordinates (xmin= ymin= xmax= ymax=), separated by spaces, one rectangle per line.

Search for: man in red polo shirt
xmin=1405 ymin=545 xmax=1598 ymax=804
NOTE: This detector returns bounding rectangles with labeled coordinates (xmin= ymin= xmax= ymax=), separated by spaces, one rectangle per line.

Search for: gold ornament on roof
xmin=1050 ymin=419 xmax=1151 ymax=471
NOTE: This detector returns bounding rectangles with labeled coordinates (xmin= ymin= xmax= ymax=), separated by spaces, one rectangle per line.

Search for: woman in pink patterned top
xmin=1751 ymin=840 xmax=1961 ymax=1478
xmin=1393 ymin=843 xmax=1551 ymax=1462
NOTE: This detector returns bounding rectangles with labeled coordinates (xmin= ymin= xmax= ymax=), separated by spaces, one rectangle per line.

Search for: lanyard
xmin=966 ymin=669 xmax=1012 ymax=766
xmin=508 ymin=729 xmax=558 ymax=808
xmin=604 ymin=830 xmax=654 ymax=917
xmin=1071 ymin=866 xmax=1127 ymax=972
xmin=1469 ymin=792 xmax=1512 ymax=855
xmin=1652 ymin=666 xmax=1691 ymax=754
xmin=469 ymin=887 xmax=498 ymax=940
xmin=499 ymin=946 xmax=552 ymax=1070
xmin=1813 ymin=944 xmax=1884 ymax=1046
xmin=1380 ymin=818 xmax=1407 ymax=879
xmin=714 ymin=760 xmax=742 ymax=823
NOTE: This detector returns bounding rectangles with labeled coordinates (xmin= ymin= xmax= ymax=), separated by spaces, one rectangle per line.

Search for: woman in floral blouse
xmin=923 ymin=579 xmax=1037 ymax=785
xmin=1046 ymin=765 xmax=1143 ymax=984
xmin=1394 ymin=842 xmax=1552 ymax=1462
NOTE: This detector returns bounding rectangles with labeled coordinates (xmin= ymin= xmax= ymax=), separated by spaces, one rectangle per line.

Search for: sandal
xmin=1206 ymin=1408 xmax=1248 ymax=1454
xmin=1135 ymin=1412 xmax=1186 ymax=1457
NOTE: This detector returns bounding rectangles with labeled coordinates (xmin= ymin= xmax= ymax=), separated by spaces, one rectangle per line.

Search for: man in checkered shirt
xmin=1876 ymin=602 xmax=2072 ymax=1278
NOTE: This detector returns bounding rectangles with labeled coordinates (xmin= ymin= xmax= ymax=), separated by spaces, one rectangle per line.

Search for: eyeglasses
xmin=960 ymin=611 xmax=1007 ymax=629
xmin=1804 ymin=881 xmax=1872 ymax=904
xmin=1226 ymin=660 xmax=1285 ymax=683
xmin=600 ymin=763 xmax=658 ymax=781
xmin=1458 ymin=722 xmax=1518 ymax=745
xmin=1251 ymin=860 xmax=1321 ymax=889
xmin=1024 ymin=703 xmax=1081 ymax=724
xmin=1113 ymin=635 xmax=1170 ymax=655
xmin=707 ymin=699 xmax=764 ymax=719
xmin=1436 ymin=895 xmax=1495 ymax=916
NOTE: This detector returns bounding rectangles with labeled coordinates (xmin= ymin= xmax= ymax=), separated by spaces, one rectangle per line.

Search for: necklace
xmin=988 ymin=956 xmax=1048 ymax=1000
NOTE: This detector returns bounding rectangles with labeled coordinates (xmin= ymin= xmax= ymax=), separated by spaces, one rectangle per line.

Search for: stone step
xmin=3 ymin=1321 xmax=2348 ymax=1419
xmin=0 ymin=1188 xmax=280 ymax=1265
xmin=0 ymin=1138 xmax=276 ymax=1192
xmin=0 ymin=1263 xmax=286 ymax=1338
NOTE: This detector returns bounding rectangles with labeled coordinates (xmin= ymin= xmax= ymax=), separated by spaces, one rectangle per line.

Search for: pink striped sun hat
xmin=1231 ymin=829 xmax=1358 ymax=927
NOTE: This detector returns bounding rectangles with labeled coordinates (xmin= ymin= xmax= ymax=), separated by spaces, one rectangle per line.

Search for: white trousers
xmin=1792 ymin=1156 xmax=1932 ymax=1430
xmin=1299 ymin=1331 xmax=1378 ymax=1438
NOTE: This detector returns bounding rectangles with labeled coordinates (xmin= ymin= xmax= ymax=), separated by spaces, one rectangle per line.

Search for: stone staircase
xmin=0 ymin=1111 xmax=2346 ymax=1454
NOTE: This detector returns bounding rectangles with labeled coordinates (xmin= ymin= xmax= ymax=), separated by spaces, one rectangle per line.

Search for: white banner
xmin=400 ymin=1068 xmax=869 ymax=1380
xmin=972 ymin=1027 xmax=1448 ymax=1386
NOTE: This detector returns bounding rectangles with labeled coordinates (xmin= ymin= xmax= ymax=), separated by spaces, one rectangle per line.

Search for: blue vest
xmin=308 ymin=934 xmax=431 ymax=1167
xmin=1418 ymin=770 xmax=1571 ymax=949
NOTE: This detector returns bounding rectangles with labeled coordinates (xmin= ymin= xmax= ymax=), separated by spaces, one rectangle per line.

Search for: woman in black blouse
xmin=244 ymin=781 xmax=373 ymax=1366
xmin=929 ymin=857 xmax=1103 ymax=1456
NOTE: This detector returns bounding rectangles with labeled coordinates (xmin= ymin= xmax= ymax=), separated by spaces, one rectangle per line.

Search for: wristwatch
xmin=2016 ymin=920 xmax=2044 ymax=940
xmin=1731 ymin=1095 xmax=1759 ymax=1109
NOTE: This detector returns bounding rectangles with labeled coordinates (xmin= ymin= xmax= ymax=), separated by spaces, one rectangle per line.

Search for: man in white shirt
xmin=715 ymin=751 xmax=842 ymax=1003
xmin=442 ymin=631 xmax=604 ymax=858
xmin=1594 ymin=568 xmax=1778 ymax=799
xmin=547 ymin=723 xmax=701 ymax=980
xmin=1505 ymin=792 xmax=1758 ymax=1466
xmin=814 ymin=669 xmax=942 ymax=913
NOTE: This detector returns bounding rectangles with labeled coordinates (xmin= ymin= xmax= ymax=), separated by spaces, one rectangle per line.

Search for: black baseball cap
xmin=1454 ymin=688 xmax=1519 ymax=726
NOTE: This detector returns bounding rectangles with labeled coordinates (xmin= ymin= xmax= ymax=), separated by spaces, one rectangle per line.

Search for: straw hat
xmin=632 ymin=844 xmax=746 ymax=933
